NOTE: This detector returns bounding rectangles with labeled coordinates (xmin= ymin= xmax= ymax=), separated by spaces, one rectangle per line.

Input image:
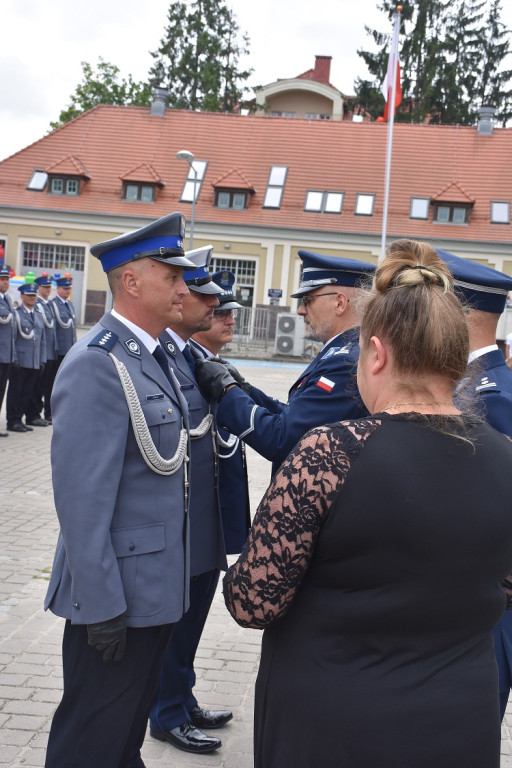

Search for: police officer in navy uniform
xmin=44 ymin=213 xmax=196 ymax=768
xmin=6 ymin=280 xmax=46 ymax=432
xmin=0 ymin=263 xmax=16 ymax=436
xmin=27 ymin=273 xmax=57 ymax=425
xmin=196 ymin=251 xmax=376 ymax=474
xmin=439 ymin=248 xmax=512 ymax=720
xmin=192 ymin=270 xmax=251 ymax=552
xmin=149 ymin=247 xmax=232 ymax=755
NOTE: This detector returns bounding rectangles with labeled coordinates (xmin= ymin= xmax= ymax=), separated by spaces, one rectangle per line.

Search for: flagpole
xmin=379 ymin=6 xmax=402 ymax=264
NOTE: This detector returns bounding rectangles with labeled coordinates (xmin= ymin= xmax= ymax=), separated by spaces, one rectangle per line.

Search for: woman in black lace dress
xmin=223 ymin=239 xmax=512 ymax=768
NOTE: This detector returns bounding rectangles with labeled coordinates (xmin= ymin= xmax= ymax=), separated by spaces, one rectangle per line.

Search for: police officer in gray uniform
xmin=439 ymin=248 xmax=512 ymax=720
xmin=44 ymin=212 xmax=196 ymax=768
xmin=27 ymin=273 xmax=57 ymax=425
xmin=0 ymin=263 xmax=16 ymax=436
xmin=150 ymin=246 xmax=231 ymax=755
xmin=6 ymin=281 xmax=46 ymax=432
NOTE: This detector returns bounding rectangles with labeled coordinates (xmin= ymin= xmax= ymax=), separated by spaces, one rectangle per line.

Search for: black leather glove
xmin=195 ymin=358 xmax=239 ymax=402
xmin=216 ymin=358 xmax=251 ymax=393
xmin=87 ymin=613 xmax=127 ymax=662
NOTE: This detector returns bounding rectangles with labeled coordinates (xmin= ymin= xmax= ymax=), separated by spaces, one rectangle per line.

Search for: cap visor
xmin=188 ymin=281 xmax=223 ymax=294
xmin=151 ymin=254 xmax=197 ymax=268
xmin=216 ymin=299 xmax=243 ymax=310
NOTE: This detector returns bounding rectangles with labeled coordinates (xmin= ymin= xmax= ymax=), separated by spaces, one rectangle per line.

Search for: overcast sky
xmin=1 ymin=0 xmax=511 ymax=162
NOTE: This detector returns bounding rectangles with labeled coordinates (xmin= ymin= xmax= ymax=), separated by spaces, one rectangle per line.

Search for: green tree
xmin=354 ymin=0 xmax=512 ymax=125
xmin=148 ymin=0 xmax=252 ymax=112
xmin=50 ymin=59 xmax=151 ymax=130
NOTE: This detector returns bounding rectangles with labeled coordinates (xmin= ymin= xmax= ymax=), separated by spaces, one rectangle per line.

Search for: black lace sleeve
xmin=222 ymin=418 xmax=380 ymax=629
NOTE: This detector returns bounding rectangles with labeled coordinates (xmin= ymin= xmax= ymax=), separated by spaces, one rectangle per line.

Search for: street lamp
xmin=176 ymin=149 xmax=197 ymax=249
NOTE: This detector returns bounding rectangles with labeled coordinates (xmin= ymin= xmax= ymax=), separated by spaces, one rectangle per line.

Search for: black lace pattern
xmin=223 ymin=417 xmax=381 ymax=628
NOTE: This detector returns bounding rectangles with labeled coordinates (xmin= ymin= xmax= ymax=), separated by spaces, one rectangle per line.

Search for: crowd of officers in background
xmin=0 ymin=267 xmax=76 ymax=435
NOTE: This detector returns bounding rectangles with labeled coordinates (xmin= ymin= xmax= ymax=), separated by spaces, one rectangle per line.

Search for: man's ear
xmin=121 ymin=267 xmax=139 ymax=298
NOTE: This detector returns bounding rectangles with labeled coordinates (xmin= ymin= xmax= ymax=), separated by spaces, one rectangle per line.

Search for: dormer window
xmin=122 ymin=183 xmax=156 ymax=203
xmin=433 ymin=202 xmax=471 ymax=224
xmin=49 ymin=176 xmax=81 ymax=196
xmin=215 ymin=190 xmax=248 ymax=210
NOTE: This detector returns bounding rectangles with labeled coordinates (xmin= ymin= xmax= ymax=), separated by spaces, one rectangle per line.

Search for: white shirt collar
xmin=166 ymin=327 xmax=188 ymax=352
xmin=111 ymin=308 xmax=158 ymax=354
xmin=468 ymin=344 xmax=498 ymax=363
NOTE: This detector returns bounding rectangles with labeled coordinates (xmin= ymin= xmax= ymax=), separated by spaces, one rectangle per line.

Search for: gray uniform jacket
xmin=44 ymin=312 xmax=191 ymax=628
xmin=50 ymin=297 xmax=76 ymax=355
xmin=14 ymin=305 xmax=45 ymax=368
xmin=36 ymin=297 xmax=57 ymax=361
xmin=160 ymin=330 xmax=227 ymax=577
xmin=0 ymin=292 xmax=16 ymax=363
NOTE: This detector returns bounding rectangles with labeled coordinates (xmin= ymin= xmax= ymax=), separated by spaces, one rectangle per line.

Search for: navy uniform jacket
xmin=51 ymin=297 xmax=76 ymax=355
xmin=469 ymin=349 xmax=512 ymax=438
xmin=191 ymin=340 xmax=251 ymax=554
xmin=36 ymin=297 xmax=57 ymax=361
xmin=44 ymin=312 xmax=190 ymax=628
xmin=160 ymin=331 xmax=227 ymax=575
xmin=0 ymin=291 xmax=16 ymax=363
xmin=14 ymin=305 xmax=46 ymax=369
xmin=216 ymin=328 xmax=367 ymax=474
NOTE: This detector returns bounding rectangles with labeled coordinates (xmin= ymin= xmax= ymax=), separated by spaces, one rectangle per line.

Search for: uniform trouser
xmin=149 ymin=569 xmax=220 ymax=731
xmin=45 ymin=621 xmax=175 ymax=768
xmin=494 ymin=610 xmax=512 ymax=719
xmin=27 ymin=358 xmax=57 ymax=421
xmin=6 ymin=365 xmax=38 ymax=426
xmin=0 ymin=362 xmax=10 ymax=412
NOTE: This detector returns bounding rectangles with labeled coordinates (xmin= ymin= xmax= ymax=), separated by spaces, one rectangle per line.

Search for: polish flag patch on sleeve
xmin=316 ymin=376 xmax=335 ymax=392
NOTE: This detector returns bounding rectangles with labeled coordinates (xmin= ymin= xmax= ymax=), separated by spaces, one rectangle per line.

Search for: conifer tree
xmin=148 ymin=0 xmax=252 ymax=112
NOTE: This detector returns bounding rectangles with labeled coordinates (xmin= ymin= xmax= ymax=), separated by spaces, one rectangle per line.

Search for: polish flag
xmin=316 ymin=376 xmax=335 ymax=392
xmin=380 ymin=21 xmax=402 ymax=121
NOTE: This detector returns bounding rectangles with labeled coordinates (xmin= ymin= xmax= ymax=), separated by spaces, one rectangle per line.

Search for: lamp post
xmin=176 ymin=149 xmax=197 ymax=249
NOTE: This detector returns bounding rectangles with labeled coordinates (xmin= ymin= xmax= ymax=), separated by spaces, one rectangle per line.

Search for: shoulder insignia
xmin=88 ymin=329 xmax=118 ymax=352
xmin=164 ymin=340 xmax=176 ymax=356
xmin=125 ymin=338 xmax=141 ymax=356
xmin=322 ymin=343 xmax=353 ymax=360
xmin=476 ymin=376 xmax=499 ymax=392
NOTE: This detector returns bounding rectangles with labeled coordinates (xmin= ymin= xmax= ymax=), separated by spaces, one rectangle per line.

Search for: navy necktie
xmin=153 ymin=345 xmax=173 ymax=384
xmin=182 ymin=344 xmax=197 ymax=378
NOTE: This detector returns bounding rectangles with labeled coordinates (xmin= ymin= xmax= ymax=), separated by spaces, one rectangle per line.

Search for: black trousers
xmin=45 ymin=621 xmax=175 ymax=768
xmin=27 ymin=358 xmax=57 ymax=421
xmin=0 ymin=361 xmax=10 ymax=412
xmin=6 ymin=365 xmax=38 ymax=426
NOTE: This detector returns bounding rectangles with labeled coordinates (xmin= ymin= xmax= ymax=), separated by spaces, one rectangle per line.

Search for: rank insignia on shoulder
xmin=165 ymin=341 xmax=176 ymax=356
xmin=125 ymin=338 xmax=141 ymax=356
xmin=316 ymin=376 xmax=335 ymax=392
xmin=322 ymin=344 xmax=352 ymax=360
xmin=88 ymin=329 xmax=118 ymax=351
xmin=476 ymin=376 xmax=498 ymax=392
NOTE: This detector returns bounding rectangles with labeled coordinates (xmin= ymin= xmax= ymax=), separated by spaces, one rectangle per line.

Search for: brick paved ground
xmin=1 ymin=353 xmax=512 ymax=766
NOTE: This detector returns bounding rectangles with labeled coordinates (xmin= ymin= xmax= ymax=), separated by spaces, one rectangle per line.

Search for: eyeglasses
xmin=214 ymin=309 xmax=238 ymax=319
xmin=300 ymin=292 xmax=339 ymax=309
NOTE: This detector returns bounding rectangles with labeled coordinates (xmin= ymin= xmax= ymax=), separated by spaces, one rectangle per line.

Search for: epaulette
xmin=321 ymin=342 xmax=354 ymax=360
xmin=87 ymin=329 xmax=118 ymax=352
xmin=475 ymin=374 xmax=500 ymax=393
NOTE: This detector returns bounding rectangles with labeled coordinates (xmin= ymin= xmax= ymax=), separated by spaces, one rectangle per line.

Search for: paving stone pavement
xmin=1 ymin=352 xmax=512 ymax=766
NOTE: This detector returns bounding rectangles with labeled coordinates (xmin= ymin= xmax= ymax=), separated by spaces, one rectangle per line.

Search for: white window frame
xmin=27 ymin=170 xmax=48 ymax=191
xmin=355 ymin=193 xmax=375 ymax=216
xmin=410 ymin=197 xmax=429 ymax=219
xmin=304 ymin=190 xmax=343 ymax=214
xmin=180 ymin=160 xmax=207 ymax=203
xmin=491 ymin=201 xmax=510 ymax=224
xmin=263 ymin=166 xmax=288 ymax=208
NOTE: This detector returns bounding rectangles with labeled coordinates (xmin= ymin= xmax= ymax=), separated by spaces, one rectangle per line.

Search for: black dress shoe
xmin=190 ymin=706 xmax=233 ymax=729
xmin=23 ymin=424 xmax=33 ymax=431
xmin=26 ymin=418 xmax=48 ymax=427
xmin=150 ymin=723 xmax=221 ymax=753
xmin=7 ymin=423 xmax=28 ymax=433
xmin=0 ymin=432 xmax=8 ymax=437
xmin=44 ymin=416 xmax=52 ymax=424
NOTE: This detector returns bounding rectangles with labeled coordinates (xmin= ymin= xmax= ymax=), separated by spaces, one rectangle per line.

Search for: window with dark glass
xmin=122 ymin=183 xmax=156 ymax=203
xmin=433 ymin=203 xmax=471 ymax=224
xmin=215 ymin=190 xmax=248 ymax=210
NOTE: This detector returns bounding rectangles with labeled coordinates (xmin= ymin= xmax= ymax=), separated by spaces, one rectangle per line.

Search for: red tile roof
xmin=0 ymin=105 xmax=510 ymax=246
xmin=212 ymin=168 xmax=255 ymax=190
xmin=120 ymin=162 xmax=164 ymax=185
xmin=44 ymin=154 xmax=91 ymax=178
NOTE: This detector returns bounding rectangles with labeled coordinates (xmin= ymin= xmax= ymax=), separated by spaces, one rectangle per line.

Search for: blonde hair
xmin=360 ymin=239 xmax=468 ymax=386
